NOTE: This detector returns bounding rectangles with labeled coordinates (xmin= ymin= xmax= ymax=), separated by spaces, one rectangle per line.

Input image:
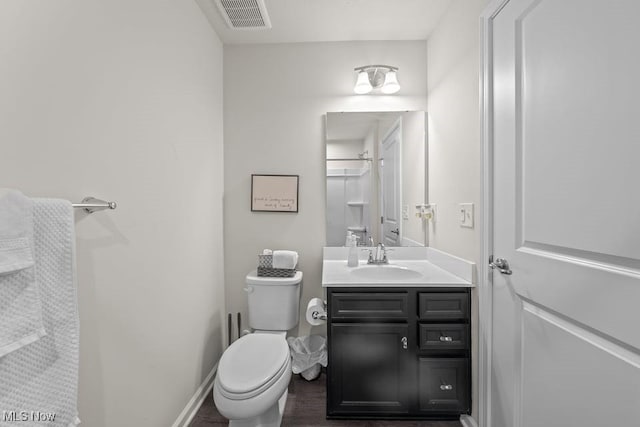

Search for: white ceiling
xmin=196 ymin=0 xmax=451 ymax=45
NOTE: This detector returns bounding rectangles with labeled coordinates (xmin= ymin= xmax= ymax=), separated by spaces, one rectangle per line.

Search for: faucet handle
xmin=381 ymin=247 xmax=393 ymax=263
xmin=361 ymin=248 xmax=374 ymax=264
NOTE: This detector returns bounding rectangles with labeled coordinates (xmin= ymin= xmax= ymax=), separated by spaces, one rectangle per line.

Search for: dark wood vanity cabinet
xmin=327 ymin=287 xmax=471 ymax=420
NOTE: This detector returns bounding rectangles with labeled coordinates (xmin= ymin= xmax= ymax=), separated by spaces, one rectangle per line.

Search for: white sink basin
xmin=350 ymin=264 xmax=423 ymax=280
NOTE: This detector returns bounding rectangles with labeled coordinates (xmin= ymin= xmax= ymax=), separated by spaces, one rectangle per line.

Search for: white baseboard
xmin=460 ymin=414 xmax=478 ymax=427
xmin=171 ymin=363 xmax=218 ymax=427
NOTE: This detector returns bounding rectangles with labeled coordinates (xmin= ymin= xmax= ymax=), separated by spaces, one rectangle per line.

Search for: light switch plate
xmin=402 ymin=205 xmax=409 ymax=220
xmin=459 ymin=203 xmax=474 ymax=228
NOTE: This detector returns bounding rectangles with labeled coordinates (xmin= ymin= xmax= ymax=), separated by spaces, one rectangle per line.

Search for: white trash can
xmin=287 ymin=335 xmax=328 ymax=381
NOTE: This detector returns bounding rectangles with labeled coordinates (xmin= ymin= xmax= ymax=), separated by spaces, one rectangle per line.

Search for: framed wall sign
xmin=251 ymin=174 xmax=299 ymax=213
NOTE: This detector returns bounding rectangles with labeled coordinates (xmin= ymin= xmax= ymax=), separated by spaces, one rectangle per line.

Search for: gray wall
xmin=0 ymin=1 xmax=225 ymax=426
xmin=426 ymin=0 xmax=492 ymax=419
xmin=427 ymin=0 xmax=490 ymax=264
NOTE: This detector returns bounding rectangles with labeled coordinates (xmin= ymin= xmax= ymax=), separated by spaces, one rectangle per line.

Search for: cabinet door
xmin=328 ymin=323 xmax=411 ymax=416
xmin=418 ymin=358 xmax=470 ymax=413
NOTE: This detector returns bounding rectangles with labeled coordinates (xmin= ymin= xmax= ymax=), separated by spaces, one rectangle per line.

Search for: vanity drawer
xmin=418 ymin=324 xmax=469 ymax=351
xmin=418 ymin=358 xmax=470 ymax=413
xmin=330 ymin=292 xmax=408 ymax=320
xmin=418 ymin=292 xmax=469 ymax=321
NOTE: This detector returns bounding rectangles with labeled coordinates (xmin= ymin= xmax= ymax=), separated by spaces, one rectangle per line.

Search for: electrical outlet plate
xmin=460 ymin=203 xmax=474 ymax=228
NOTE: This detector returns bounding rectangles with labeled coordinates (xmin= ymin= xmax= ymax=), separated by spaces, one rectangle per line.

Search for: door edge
xmin=479 ymin=1 xmax=512 ymax=427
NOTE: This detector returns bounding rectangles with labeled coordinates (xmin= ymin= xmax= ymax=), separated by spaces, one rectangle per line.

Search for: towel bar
xmin=72 ymin=197 xmax=117 ymax=214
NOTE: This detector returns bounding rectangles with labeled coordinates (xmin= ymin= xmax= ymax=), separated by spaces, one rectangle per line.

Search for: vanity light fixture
xmin=353 ymin=65 xmax=400 ymax=94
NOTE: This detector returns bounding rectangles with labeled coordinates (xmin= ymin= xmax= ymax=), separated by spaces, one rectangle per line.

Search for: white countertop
xmin=322 ymin=247 xmax=475 ymax=288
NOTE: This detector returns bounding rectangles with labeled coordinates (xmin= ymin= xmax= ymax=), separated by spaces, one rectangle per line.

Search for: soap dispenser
xmin=347 ymin=234 xmax=359 ymax=267
xmin=345 ymin=231 xmax=353 ymax=247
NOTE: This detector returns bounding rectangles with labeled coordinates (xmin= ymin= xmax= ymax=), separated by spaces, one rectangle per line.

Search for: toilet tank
xmin=245 ymin=271 xmax=302 ymax=331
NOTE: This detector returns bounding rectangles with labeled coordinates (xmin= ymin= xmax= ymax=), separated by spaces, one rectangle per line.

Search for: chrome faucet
xmin=367 ymin=243 xmax=388 ymax=264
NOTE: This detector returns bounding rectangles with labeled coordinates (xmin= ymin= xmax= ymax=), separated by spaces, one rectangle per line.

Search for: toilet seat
xmin=216 ymin=334 xmax=290 ymax=400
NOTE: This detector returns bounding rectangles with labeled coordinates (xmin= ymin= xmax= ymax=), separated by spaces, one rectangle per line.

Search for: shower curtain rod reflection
xmin=326 ymin=150 xmax=372 ymax=162
xmin=72 ymin=197 xmax=117 ymax=214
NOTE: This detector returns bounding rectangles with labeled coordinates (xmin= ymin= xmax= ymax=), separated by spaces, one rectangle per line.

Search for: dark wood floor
xmin=189 ymin=373 xmax=462 ymax=427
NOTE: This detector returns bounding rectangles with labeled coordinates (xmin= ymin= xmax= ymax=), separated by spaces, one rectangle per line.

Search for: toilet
xmin=213 ymin=270 xmax=303 ymax=427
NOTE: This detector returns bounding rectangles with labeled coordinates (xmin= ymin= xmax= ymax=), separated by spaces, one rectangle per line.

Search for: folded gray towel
xmin=272 ymin=250 xmax=299 ymax=269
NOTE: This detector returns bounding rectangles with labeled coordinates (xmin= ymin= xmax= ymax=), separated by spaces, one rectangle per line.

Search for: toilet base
xmin=228 ymin=389 xmax=288 ymax=427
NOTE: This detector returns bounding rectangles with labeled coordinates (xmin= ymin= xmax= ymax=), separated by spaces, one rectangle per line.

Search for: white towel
xmin=272 ymin=250 xmax=298 ymax=269
xmin=0 ymin=198 xmax=80 ymax=426
xmin=0 ymin=189 xmax=45 ymax=357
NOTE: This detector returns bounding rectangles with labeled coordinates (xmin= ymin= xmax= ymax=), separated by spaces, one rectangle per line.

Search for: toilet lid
xmin=217 ymin=334 xmax=289 ymax=397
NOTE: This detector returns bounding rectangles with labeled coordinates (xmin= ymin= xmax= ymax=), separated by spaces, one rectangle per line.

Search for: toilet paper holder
xmin=311 ymin=310 xmax=327 ymax=321
xmin=306 ymin=298 xmax=327 ymax=325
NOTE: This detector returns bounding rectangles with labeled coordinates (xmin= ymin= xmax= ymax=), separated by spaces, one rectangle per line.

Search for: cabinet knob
xmin=439 ymin=336 xmax=453 ymax=342
xmin=401 ymin=336 xmax=408 ymax=350
xmin=440 ymin=384 xmax=453 ymax=391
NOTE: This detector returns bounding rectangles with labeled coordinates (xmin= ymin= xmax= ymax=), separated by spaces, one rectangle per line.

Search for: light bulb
xmin=381 ymin=70 xmax=400 ymax=94
xmin=354 ymin=70 xmax=372 ymax=94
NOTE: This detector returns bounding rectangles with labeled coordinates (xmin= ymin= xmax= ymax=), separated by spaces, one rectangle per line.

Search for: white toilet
xmin=213 ymin=270 xmax=303 ymax=427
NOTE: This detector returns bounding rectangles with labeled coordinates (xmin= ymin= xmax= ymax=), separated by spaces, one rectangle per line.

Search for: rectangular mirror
xmin=325 ymin=111 xmax=427 ymax=247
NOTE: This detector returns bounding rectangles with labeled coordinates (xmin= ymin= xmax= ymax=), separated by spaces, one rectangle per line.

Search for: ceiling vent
xmin=214 ymin=0 xmax=272 ymax=30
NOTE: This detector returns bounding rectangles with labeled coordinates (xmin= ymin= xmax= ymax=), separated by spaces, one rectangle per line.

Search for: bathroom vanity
xmin=322 ymin=247 xmax=474 ymax=420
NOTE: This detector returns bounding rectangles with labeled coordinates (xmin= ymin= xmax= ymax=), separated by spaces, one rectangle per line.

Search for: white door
xmin=488 ymin=1 xmax=640 ymax=426
xmin=380 ymin=121 xmax=401 ymax=246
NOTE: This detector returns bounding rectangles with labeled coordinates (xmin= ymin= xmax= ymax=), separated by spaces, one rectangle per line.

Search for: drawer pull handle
xmin=401 ymin=336 xmax=408 ymax=350
xmin=440 ymin=384 xmax=453 ymax=391
xmin=439 ymin=336 xmax=453 ymax=342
